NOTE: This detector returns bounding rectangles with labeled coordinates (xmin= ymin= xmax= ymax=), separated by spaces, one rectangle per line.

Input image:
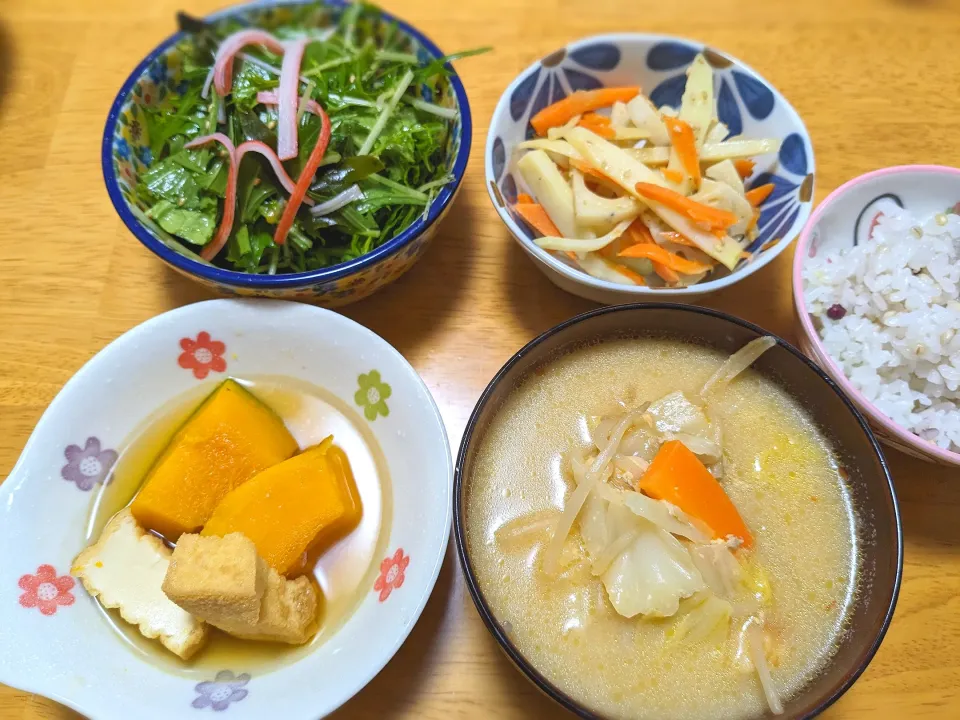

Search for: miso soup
xmin=464 ymin=338 xmax=858 ymax=719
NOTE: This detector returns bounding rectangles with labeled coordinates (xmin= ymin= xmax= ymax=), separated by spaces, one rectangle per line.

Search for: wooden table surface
xmin=2 ymin=0 xmax=960 ymax=717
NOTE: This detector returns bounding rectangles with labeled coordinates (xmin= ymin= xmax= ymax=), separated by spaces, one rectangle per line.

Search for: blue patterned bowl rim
xmin=485 ymin=32 xmax=815 ymax=296
xmin=102 ymin=0 xmax=472 ymax=289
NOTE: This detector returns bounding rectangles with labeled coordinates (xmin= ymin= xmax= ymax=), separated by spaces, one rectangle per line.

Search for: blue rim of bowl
xmin=453 ymin=302 xmax=902 ymax=720
xmin=102 ymin=0 xmax=472 ymax=289
xmin=484 ymin=33 xmax=815 ymax=296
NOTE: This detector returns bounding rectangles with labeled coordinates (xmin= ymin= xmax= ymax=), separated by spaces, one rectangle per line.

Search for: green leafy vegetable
xmin=134 ymin=2 xmax=487 ymax=274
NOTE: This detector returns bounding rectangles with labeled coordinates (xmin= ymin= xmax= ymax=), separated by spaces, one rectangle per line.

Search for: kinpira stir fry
xmin=512 ymin=54 xmax=780 ymax=288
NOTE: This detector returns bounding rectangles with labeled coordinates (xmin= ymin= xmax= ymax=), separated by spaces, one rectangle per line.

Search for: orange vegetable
xmin=635 ymin=182 xmax=739 ymax=230
xmin=577 ymin=112 xmax=616 ymax=139
xmin=746 ymin=209 xmax=760 ymax=233
xmin=607 ymin=260 xmax=647 ymax=285
xmin=515 ymin=203 xmax=561 ymax=237
xmin=661 ymin=230 xmax=699 ymax=248
xmin=530 ymin=87 xmax=641 ymax=135
xmin=661 ymin=168 xmax=684 ymax=184
xmin=622 ymin=216 xmax=655 ymax=248
xmin=517 ymin=193 xmax=534 ymax=204
xmin=202 ymin=438 xmax=363 ymax=576
xmin=653 ymin=262 xmax=680 ymax=284
xmin=619 ymin=242 xmax=713 ymax=275
xmin=745 ymin=183 xmax=775 ymax=207
xmin=639 ymin=440 xmax=754 ymax=547
xmin=734 ymin=159 xmax=755 ymax=178
xmin=570 ymin=158 xmax=612 ymax=183
xmin=662 ymin=116 xmax=701 ymax=186
xmin=131 ymin=380 xmax=299 ymax=540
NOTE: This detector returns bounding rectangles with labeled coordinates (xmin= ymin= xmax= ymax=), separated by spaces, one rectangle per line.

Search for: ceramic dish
xmin=454 ymin=303 xmax=901 ymax=719
xmin=102 ymin=0 xmax=471 ymax=306
xmin=0 ymin=299 xmax=452 ymax=719
xmin=793 ymin=165 xmax=960 ymax=467
xmin=485 ymin=34 xmax=814 ymax=304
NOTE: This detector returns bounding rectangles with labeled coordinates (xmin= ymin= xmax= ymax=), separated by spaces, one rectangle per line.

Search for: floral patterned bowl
xmin=793 ymin=165 xmax=960 ymax=467
xmin=485 ymin=33 xmax=814 ymax=304
xmin=102 ymin=0 xmax=471 ymax=307
xmin=0 ymin=299 xmax=453 ymax=719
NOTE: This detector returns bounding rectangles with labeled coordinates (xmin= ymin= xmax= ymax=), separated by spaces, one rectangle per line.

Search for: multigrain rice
xmin=803 ymin=210 xmax=960 ymax=453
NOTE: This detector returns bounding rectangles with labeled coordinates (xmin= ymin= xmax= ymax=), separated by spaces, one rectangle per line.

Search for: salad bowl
xmin=103 ymin=0 xmax=471 ymax=306
xmin=486 ymin=33 xmax=814 ymax=304
xmin=0 ymin=299 xmax=453 ymax=719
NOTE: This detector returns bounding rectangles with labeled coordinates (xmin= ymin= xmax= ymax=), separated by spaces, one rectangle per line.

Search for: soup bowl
xmin=454 ymin=303 xmax=901 ymax=719
xmin=103 ymin=0 xmax=471 ymax=306
xmin=0 ymin=299 xmax=452 ymax=719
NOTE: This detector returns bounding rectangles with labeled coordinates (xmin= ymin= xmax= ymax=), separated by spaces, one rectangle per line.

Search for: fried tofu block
xmin=163 ymin=533 xmax=318 ymax=645
xmin=217 ymin=571 xmax=318 ymax=645
xmin=202 ymin=437 xmax=362 ymax=575
xmin=162 ymin=533 xmax=265 ymax=625
xmin=72 ymin=509 xmax=208 ymax=660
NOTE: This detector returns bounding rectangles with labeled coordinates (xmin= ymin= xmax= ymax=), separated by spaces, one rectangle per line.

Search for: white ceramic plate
xmin=0 ymin=299 xmax=452 ymax=719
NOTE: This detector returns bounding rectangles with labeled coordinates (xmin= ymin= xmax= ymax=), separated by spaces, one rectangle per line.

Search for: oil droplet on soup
xmin=86 ymin=375 xmax=392 ymax=677
xmin=464 ymin=339 xmax=858 ymax=720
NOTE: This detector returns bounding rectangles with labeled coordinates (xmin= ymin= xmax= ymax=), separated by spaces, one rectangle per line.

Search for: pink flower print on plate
xmin=18 ymin=565 xmax=75 ymax=616
xmin=374 ymin=548 xmax=410 ymax=603
xmin=178 ymin=331 xmax=227 ymax=380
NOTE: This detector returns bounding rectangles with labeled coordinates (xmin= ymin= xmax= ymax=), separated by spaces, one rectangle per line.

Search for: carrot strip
xmin=565 ymin=251 xmax=578 ymax=261
xmin=734 ymin=159 xmax=755 ymax=179
xmin=619 ymin=242 xmax=713 ymax=274
xmin=530 ymin=87 xmax=641 ymax=136
xmin=622 ymin=217 xmax=655 ymax=248
xmin=661 ymin=168 xmax=684 ymax=184
xmin=661 ymin=230 xmax=699 ymax=248
xmin=515 ymin=202 xmax=561 ymax=237
xmin=663 ymin=116 xmax=701 ymax=186
xmin=745 ymin=183 xmax=775 ymax=207
xmin=570 ymin=158 xmax=613 ymax=183
xmin=746 ymin=209 xmax=760 ymax=233
xmin=640 ymin=440 xmax=754 ymax=548
xmin=653 ymin=262 xmax=680 ymax=284
xmin=517 ymin=193 xmax=534 ymax=204
xmin=607 ymin=260 xmax=647 ymax=285
xmin=577 ymin=112 xmax=616 ymax=139
xmin=635 ymin=182 xmax=739 ymax=230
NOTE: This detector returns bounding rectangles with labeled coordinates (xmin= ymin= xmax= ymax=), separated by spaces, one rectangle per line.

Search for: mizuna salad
xmin=135 ymin=4 xmax=484 ymax=274
xmin=511 ymin=54 xmax=781 ymax=288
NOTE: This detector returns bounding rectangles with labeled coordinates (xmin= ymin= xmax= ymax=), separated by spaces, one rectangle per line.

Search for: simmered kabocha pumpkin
xmin=202 ymin=437 xmax=363 ymax=576
xmin=131 ymin=380 xmax=299 ymax=539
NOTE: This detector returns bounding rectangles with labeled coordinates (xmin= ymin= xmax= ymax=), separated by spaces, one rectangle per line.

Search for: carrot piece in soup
xmin=639 ymin=440 xmax=754 ymax=547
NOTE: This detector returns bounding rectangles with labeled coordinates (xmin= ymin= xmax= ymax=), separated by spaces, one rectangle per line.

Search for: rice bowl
xmin=793 ymin=164 xmax=960 ymax=466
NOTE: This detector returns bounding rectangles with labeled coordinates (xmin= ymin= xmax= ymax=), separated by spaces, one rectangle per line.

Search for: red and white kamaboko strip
xmin=184 ymin=133 xmax=237 ymax=261
xmin=233 ymin=140 xmax=314 ymax=206
xmin=212 ymin=29 xmax=285 ymax=96
xmin=257 ymin=91 xmax=332 ymax=243
xmin=276 ymin=37 xmax=308 ymax=161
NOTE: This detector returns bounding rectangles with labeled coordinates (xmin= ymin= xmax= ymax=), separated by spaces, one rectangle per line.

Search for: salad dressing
xmin=86 ymin=376 xmax=392 ymax=677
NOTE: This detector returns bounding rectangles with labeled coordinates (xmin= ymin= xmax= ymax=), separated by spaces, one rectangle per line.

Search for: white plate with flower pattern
xmin=0 ymin=299 xmax=452 ymax=719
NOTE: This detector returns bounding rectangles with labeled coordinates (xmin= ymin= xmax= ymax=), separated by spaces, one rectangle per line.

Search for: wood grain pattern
xmin=2 ymin=0 xmax=960 ymax=717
